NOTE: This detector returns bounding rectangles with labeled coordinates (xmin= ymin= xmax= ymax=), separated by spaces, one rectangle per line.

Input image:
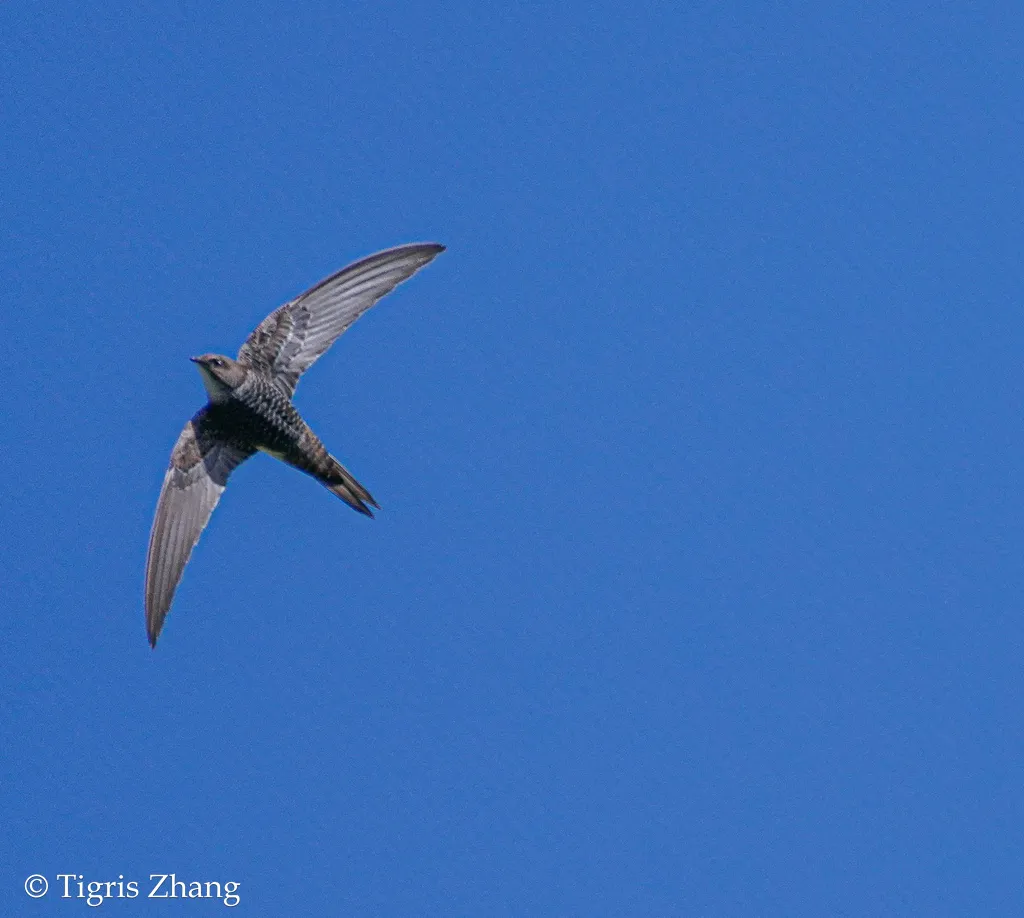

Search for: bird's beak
xmin=189 ymin=356 xmax=202 ymax=364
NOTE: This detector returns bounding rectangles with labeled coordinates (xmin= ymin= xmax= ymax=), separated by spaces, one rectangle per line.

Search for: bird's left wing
xmin=238 ymin=242 xmax=445 ymax=396
xmin=144 ymin=411 xmax=254 ymax=647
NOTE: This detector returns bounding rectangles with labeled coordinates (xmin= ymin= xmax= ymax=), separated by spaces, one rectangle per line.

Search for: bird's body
xmin=191 ymin=359 xmax=378 ymax=514
xmin=144 ymin=243 xmax=444 ymax=647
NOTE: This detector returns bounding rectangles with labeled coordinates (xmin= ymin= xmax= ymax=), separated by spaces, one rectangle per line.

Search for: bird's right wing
xmin=144 ymin=412 xmax=254 ymax=647
xmin=237 ymin=243 xmax=445 ymax=396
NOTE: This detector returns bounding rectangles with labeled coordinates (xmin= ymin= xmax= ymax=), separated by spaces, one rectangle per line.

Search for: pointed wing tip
xmin=146 ymin=612 xmax=162 ymax=648
xmin=406 ymin=241 xmax=445 ymax=258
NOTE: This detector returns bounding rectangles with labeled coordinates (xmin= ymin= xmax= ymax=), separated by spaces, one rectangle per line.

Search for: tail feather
xmin=276 ymin=432 xmax=379 ymax=516
xmin=324 ymin=458 xmax=379 ymax=517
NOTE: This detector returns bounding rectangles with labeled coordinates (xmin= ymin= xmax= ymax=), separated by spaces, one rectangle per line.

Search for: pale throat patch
xmin=196 ymin=364 xmax=232 ymax=403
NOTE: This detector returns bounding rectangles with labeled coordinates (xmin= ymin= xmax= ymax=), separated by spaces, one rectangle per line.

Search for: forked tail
xmin=278 ymin=431 xmax=380 ymax=516
xmin=323 ymin=457 xmax=379 ymax=517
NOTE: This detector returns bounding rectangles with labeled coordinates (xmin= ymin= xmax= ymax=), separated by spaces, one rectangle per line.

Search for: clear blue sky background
xmin=3 ymin=2 xmax=1022 ymax=915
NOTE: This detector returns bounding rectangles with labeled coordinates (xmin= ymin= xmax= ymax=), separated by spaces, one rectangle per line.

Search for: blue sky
xmin=3 ymin=2 xmax=1023 ymax=914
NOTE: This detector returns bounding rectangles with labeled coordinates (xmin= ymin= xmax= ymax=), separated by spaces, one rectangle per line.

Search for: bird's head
xmin=190 ymin=353 xmax=246 ymax=402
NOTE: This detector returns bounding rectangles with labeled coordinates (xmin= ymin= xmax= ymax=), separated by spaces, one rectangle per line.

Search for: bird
xmin=144 ymin=242 xmax=445 ymax=647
